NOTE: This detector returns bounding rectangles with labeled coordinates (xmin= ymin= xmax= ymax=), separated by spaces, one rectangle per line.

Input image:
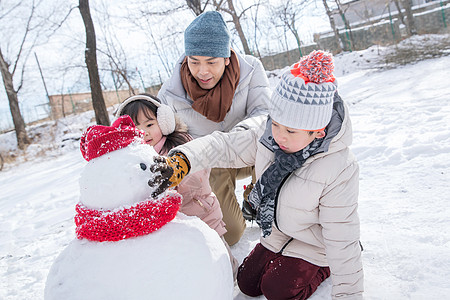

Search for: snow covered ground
xmin=1 ymin=34 xmax=450 ymax=299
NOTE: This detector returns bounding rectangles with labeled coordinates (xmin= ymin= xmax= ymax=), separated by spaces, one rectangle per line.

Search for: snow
xmin=1 ymin=34 xmax=450 ymax=299
xmin=45 ymin=213 xmax=233 ymax=300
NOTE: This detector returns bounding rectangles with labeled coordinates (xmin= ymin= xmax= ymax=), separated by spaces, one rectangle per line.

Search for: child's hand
xmin=149 ymin=153 xmax=191 ymax=197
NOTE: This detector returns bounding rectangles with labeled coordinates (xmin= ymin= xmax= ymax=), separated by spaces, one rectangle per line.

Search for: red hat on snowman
xmin=80 ymin=115 xmax=145 ymax=161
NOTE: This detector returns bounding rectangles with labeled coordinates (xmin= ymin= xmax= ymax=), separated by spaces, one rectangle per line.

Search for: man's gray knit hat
xmin=270 ymin=50 xmax=337 ymax=131
xmin=184 ymin=11 xmax=231 ymax=58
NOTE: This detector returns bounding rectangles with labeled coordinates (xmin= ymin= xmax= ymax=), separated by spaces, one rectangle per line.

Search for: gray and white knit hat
xmin=270 ymin=50 xmax=337 ymax=131
xmin=184 ymin=11 xmax=231 ymax=58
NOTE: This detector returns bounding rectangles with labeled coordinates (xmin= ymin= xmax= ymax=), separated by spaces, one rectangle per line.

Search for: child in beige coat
xmin=149 ymin=51 xmax=364 ymax=299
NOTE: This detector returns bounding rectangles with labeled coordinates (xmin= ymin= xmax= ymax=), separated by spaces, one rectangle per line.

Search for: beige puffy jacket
xmin=172 ymin=94 xmax=364 ymax=299
xmin=157 ymin=51 xmax=271 ymax=138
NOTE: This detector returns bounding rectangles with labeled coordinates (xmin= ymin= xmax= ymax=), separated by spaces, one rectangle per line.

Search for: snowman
xmin=44 ymin=115 xmax=233 ymax=300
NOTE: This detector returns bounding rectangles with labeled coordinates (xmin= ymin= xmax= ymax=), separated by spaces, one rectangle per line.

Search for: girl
xmin=115 ymin=93 xmax=238 ymax=278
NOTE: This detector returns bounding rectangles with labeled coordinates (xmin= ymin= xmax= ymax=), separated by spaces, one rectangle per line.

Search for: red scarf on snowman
xmin=75 ymin=193 xmax=181 ymax=242
xmin=77 ymin=115 xmax=181 ymax=242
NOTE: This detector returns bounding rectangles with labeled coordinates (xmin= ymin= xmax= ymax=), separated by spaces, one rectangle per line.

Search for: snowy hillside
xmin=1 ymin=34 xmax=450 ymax=299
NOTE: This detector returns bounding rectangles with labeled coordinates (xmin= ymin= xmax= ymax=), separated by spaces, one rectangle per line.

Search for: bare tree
xmin=267 ymin=4 xmax=291 ymax=56
xmin=1 ymin=0 xmax=76 ymax=149
xmin=333 ymin=0 xmax=354 ymax=51
xmin=393 ymin=0 xmax=406 ymax=28
xmin=95 ymin=4 xmax=137 ymax=96
xmin=105 ymin=58 xmax=136 ymax=96
xmin=0 ymin=48 xmax=30 ymax=149
xmin=248 ymin=0 xmax=263 ymax=59
xmin=400 ymin=0 xmax=417 ymax=36
xmin=274 ymin=0 xmax=314 ymax=58
xmin=127 ymin=2 xmax=186 ymax=81
xmin=79 ymin=0 xmax=110 ymax=126
xmin=59 ymin=75 xmax=67 ymax=118
xmin=392 ymin=0 xmax=417 ymax=37
xmin=186 ymin=0 xmax=210 ymax=16
xmin=0 ymin=1 xmax=43 ymax=149
xmin=322 ymin=0 xmax=343 ymax=53
xmin=213 ymin=0 xmax=252 ymax=55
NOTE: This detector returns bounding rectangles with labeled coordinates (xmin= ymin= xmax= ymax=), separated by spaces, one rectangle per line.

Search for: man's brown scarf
xmin=180 ymin=49 xmax=240 ymax=123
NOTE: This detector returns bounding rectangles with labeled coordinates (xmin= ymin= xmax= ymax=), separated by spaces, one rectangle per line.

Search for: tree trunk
xmin=61 ymin=94 xmax=66 ymax=118
xmin=291 ymin=26 xmax=303 ymax=58
xmin=401 ymin=0 xmax=417 ymax=35
xmin=186 ymin=0 xmax=206 ymax=16
xmin=393 ymin=0 xmax=406 ymax=26
xmin=0 ymin=48 xmax=30 ymax=150
xmin=226 ymin=0 xmax=251 ymax=55
xmin=79 ymin=0 xmax=110 ymax=126
xmin=322 ymin=0 xmax=342 ymax=53
xmin=334 ymin=0 xmax=354 ymax=51
xmin=252 ymin=0 xmax=262 ymax=59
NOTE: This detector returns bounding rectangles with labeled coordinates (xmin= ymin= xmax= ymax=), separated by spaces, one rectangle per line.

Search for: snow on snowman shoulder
xmin=44 ymin=115 xmax=233 ymax=300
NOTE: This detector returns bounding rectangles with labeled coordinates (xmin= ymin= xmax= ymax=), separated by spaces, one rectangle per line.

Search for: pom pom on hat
xmin=269 ymin=50 xmax=337 ymax=131
xmin=80 ymin=115 xmax=145 ymax=161
xmin=291 ymin=50 xmax=335 ymax=84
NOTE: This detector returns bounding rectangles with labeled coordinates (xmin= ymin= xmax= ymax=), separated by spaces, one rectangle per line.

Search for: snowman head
xmin=79 ymin=115 xmax=159 ymax=210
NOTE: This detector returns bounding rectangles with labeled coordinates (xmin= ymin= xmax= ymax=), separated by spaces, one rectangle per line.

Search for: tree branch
xmin=0 ymin=1 xmax=21 ymax=20
xmin=11 ymin=0 xmax=36 ymax=77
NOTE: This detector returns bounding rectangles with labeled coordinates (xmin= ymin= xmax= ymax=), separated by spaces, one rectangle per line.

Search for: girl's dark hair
xmin=119 ymin=93 xmax=192 ymax=153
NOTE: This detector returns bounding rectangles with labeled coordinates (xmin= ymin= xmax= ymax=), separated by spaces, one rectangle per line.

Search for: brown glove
xmin=149 ymin=152 xmax=191 ymax=197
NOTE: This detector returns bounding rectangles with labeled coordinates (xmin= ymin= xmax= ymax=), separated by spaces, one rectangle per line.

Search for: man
xmin=158 ymin=11 xmax=270 ymax=246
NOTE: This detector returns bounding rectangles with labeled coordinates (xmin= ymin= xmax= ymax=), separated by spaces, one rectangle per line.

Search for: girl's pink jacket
xmin=154 ymin=137 xmax=227 ymax=237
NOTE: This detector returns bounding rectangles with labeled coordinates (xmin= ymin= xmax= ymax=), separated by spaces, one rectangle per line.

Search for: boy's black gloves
xmin=242 ymin=183 xmax=257 ymax=222
xmin=149 ymin=152 xmax=191 ymax=198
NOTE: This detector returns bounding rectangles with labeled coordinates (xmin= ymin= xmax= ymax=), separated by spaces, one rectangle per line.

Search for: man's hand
xmin=149 ymin=152 xmax=191 ymax=198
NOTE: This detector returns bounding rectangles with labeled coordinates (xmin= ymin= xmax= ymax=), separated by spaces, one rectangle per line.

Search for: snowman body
xmin=45 ymin=142 xmax=233 ymax=300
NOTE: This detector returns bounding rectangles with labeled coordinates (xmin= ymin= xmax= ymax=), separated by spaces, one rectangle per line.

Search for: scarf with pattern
xmin=248 ymin=121 xmax=324 ymax=237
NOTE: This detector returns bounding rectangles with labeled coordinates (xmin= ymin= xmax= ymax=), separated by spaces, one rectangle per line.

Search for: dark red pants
xmin=237 ymin=243 xmax=330 ymax=300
